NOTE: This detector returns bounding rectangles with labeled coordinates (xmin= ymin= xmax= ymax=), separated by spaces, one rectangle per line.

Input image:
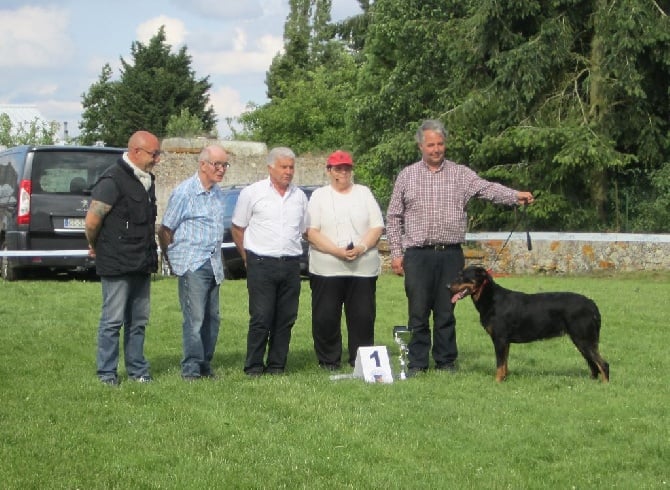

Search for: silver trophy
xmin=393 ymin=326 xmax=412 ymax=380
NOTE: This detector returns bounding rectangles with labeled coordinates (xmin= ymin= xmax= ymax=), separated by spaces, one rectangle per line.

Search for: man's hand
xmin=517 ymin=191 xmax=534 ymax=205
xmin=391 ymin=256 xmax=404 ymax=276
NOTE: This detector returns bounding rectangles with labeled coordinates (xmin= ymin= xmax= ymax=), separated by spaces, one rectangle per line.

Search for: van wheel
xmin=1 ymin=244 xmax=20 ymax=281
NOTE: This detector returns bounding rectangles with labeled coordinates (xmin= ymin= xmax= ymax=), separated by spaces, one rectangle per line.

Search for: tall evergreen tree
xmin=79 ymin=27 xmax=216 ymax=147
xmin=351 ymin=0 xmax=670 ymax=231
xmin=79 ymin=63 xmax=117 ymax=146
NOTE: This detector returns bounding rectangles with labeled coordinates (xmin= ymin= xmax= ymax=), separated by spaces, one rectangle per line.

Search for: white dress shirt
xmin=232 ymin=178 xmax=307 ymax=257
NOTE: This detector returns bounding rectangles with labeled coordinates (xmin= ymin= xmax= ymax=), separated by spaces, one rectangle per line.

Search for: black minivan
xmin=0 ymin=145 xmax=125 ymax=280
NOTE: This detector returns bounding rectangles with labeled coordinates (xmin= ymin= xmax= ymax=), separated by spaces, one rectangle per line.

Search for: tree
xmin=265 ymin=0 xmax=332 ymax=100
xmin=78 ymin=63 xmax=117 ymax=146
xmin=350 ymin=0 xmax=470 ymax=208
xmin=79 ymin=27 xmax=216 ymax=147
xmin=165 ymin=108 xmax=209 ymax=138
xmin=350 ymin=0 xmax=670 ymax=231
xmin=0 ymin=113 xmax=59 ymax=146
xmin=334 ymin=0 xmax=373 ymax=52
xmin=239 ymin=0 xmax=358 ymax=152
xmin=239 ymin=53 xmax=357 ymax=153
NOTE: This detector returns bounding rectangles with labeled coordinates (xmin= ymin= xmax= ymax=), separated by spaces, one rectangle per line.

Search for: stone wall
xmin=155 ymin=137 xmax=329 ymax=223
xmin=460 ymin=232 xmax=670 ymax=274
xmin=156 ymin=138 xmax=670 ymax=275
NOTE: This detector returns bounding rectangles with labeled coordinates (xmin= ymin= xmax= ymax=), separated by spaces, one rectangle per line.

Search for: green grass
xmin=1 ymin=272 xmax=668 ymax=489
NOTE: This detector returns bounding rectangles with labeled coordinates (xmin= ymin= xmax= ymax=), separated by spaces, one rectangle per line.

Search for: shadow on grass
xmin=459 ymin=345 xmax=605 ymax=382
xmin=147 ymin=346 xmax=322 ymax=379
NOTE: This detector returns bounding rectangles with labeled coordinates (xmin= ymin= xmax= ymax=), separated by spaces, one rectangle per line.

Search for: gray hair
xmin=198 ymin=145 xmax=227 ymax=163
xmin=415 ymin=119 xmax=448 ymax=144
xmin=198 ymin=147 xmax=211 ymax=162
xmin=267 ymin=147 xmax=296 ymax=167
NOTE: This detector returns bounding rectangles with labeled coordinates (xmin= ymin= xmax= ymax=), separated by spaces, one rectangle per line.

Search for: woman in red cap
xmin=306 ymin=150 xmax=385 ymax=370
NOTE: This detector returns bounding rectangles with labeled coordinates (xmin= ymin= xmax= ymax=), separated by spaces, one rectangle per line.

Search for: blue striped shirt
xmin=162 ymin=173 xmax=226 ymax=283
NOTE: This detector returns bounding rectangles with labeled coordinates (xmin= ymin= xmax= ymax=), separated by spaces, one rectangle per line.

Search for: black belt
xmin=247 ymin=250 xmax=301 ymax=261
xmin=409 ymin=243 xmax=461 ymax=251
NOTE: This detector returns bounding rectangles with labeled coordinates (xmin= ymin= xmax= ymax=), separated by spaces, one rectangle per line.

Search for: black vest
xmin=94 ymin=159 xmax=158 ymax=276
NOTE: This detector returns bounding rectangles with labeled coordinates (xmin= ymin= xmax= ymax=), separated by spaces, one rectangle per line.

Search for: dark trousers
xmin=403 ymin=246 xmax=464 ymax=370
xmin=244 ymin=252 xmax=301 ymax=373
xmin=310 ymin=274 xmax=377 ymax=367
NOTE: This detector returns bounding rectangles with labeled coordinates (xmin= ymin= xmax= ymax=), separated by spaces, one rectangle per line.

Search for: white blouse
xmin=306 ymin=184 xmax=384 ymax=277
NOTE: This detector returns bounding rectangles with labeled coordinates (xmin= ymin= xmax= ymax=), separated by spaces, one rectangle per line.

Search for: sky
xmin=0 ymin=0 xmax=362 ymax=139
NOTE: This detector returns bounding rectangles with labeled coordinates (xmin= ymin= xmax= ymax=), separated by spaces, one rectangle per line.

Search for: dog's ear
xmin=473 ymin=267 xmax=487 ymax=281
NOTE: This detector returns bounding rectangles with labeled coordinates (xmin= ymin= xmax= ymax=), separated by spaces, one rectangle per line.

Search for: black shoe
xmin=100 ymin=376 xmax=119 ymax=386
xmin=435 ymin=363 xmax=458 ymax=373
xmin=201 ymin=372 xmax=217 ymax=380
xmin=245 ymin=369 xmax=264 ymax=378
xmin=265 ymin=367 xmax=285 ymax=375
xmin=406 ymin=367 xmax=427 ymax=378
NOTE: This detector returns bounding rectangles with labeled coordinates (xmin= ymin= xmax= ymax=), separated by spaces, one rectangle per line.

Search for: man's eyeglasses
xmin=137 ymin=148 xmax=163 ymax=159
xmin=205 ymin=160 xmax=231 ymax=170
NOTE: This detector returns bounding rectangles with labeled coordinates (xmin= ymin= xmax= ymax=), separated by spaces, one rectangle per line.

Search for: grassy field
xmin=0 ymin=271 xmax=668 ymax=489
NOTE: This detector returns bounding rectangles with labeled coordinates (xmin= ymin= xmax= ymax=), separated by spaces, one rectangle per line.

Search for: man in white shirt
xmin=231 ymin=147 xmax=308 ymax=376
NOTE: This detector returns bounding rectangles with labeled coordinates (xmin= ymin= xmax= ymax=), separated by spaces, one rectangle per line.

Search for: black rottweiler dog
xmin=448 ymin=266 xmax=609 ymax=383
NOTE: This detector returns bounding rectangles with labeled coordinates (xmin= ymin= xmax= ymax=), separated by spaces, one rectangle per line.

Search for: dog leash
xmin=489 ymin=204 xmax=532 ymax=268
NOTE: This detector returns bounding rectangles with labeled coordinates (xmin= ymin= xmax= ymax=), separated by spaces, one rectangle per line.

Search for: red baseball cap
xmin=327 ymin=150 xmax=353 ymax=167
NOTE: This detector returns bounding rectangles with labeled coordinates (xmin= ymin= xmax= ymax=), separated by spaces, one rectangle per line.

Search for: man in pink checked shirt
xmin=386 ymin=119 xmax=534 ymax=376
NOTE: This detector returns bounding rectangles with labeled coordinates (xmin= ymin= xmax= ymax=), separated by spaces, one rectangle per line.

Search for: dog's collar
xmin=472 ymin=278 xmax=489 ymax=301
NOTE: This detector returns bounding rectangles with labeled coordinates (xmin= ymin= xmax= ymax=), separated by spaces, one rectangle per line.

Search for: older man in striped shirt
xmin=158 ymin=145 xmax=230 ymax=381
xmin=387 ymin=120 xmax=534 ymax=376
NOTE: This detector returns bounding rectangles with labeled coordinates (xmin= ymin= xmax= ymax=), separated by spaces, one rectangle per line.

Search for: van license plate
xmin=64 ymin=218 xmax=85 ymax=229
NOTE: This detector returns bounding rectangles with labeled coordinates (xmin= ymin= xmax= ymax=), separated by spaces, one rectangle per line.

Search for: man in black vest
xmin=85 ymin=130 xmax=160 ymax=386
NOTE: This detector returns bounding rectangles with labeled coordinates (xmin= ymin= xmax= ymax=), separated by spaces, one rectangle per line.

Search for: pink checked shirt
xmin=386 ymin=159 xmax=518 ymax=258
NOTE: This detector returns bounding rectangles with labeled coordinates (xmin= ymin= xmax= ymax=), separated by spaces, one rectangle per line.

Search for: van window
xmin=31 ymin=151 xmax=119 ymax=194
xmin=0 ymin=158 xmax=19 ymax=204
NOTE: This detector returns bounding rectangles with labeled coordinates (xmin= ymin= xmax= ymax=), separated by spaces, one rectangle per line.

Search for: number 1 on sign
xmin=353 ymin=346 xmax=394 ymax=383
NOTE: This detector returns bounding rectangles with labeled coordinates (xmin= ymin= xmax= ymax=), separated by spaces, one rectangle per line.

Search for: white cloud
xmin=193 ymin=32 xmax=283 ymax=75
xmin=208 ymin=85 xmax=252 ymax=137
xmin=136 ymin=16 xmax=187 ymax=47
xmin=0 ymin=6 xmax=74 ymax=67
xmin=39 ymin=99 xmax=83 ymax=121
xmin=232 ymin=28 xmax=248 ymax=52
xmin=173 ymin=0 xmax=264 ymax=20
xmin=35 ymin=84 xmax=59 ymax=97
xmin=209 ymin=86 xmax=247 ymax=119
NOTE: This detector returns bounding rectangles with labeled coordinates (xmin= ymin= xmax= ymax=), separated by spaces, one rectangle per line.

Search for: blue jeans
xmin=403 ymin=246 xmax=464 ymax=370
xmin=178 ymin=260 xmax=220 ymax=378
xmin=96 ymin=274 xmax=151 ymax=380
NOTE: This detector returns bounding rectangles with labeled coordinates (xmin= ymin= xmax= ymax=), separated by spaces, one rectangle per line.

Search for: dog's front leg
xmin=492 ymin=339 xmax=509 ymax=382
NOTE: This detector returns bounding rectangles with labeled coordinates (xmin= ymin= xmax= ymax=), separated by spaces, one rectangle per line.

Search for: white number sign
xmin=352 ymin=346 xmax=394 ymax=384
